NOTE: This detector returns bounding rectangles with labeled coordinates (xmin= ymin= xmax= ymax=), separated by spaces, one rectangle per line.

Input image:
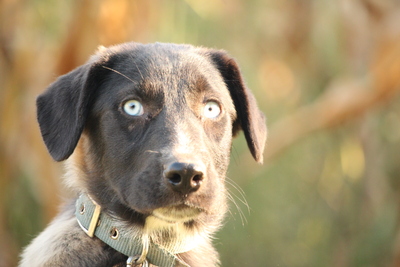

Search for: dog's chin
xmin=151 ymin=204 xmax=203 ymax=224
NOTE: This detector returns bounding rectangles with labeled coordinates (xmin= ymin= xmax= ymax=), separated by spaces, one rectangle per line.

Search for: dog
xmin=20 ymin=42 xmax=267 ymax=267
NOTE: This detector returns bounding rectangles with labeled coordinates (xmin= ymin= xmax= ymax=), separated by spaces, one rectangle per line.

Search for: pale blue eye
xmin=123 ymin=100 xmax=143 ymax=116
xmin=203 ymin=101 xmax=221 ymax=119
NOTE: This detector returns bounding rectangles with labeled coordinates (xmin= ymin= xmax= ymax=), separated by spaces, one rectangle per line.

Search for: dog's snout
xmin=164 ymin=162 xmax=204 ymax=194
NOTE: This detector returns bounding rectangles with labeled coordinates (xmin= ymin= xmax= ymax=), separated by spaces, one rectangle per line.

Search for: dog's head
xmin=37 ymin=42 xmax=266 ymax=236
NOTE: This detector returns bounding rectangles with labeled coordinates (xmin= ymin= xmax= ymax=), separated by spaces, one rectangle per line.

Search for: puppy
xmin=20 ymin=42 xmax=266 ymax=267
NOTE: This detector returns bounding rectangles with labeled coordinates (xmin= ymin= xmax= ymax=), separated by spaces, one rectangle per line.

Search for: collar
xmin=75 ymin=194 xmax=190 ymax=267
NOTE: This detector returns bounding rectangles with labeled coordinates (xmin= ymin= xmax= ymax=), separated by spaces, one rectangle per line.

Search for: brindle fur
xmin=20 ymin=42 xmax=266 ymax=267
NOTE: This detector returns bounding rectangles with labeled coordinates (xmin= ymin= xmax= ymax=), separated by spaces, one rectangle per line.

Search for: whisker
xmin=225 ymin=177 xmax=247 ymax=198
xmin=231 ymin=145 xmax=240 ymax=166
xmin=134 ymin=62 xmax=145 ymax=80
xmin=226 ymin=191 xmax=247 ymax=226
xmin=102 ymin=66 xmax=136 ymax=83
xmin=145 ymin=150 xmax=160 ymax=154
xmin=226 ymin=178 xmax=250 ymax=213
xmin=225 ymin=177 xmax=250 ymax=226
xmin=127 ymin=53 xmax=145 ymax=81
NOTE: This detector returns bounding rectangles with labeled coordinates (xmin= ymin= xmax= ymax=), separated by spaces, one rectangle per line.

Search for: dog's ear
xmin=209 ymin=51 xmax=267 ymax=164
xmin=37 ymin=61 xmax=104 ymax=161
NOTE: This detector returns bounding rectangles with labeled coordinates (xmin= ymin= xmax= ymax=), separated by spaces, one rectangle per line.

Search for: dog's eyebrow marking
xmin=102 ymin=66 xmax=135 ymax=84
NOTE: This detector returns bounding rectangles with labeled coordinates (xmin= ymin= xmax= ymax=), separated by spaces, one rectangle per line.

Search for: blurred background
xmin=1 ymin=0 xmax=400 ymax=266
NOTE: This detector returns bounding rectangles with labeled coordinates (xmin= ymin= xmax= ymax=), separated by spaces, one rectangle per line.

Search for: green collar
xmin=75 ymin=194 xmax=190 ymax=267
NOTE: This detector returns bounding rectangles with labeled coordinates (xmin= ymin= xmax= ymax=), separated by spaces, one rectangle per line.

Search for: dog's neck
xmin=143 ymin=215 xmax=206 ymax=254
xmin=75 ymin=194 xmax=204 ymax=266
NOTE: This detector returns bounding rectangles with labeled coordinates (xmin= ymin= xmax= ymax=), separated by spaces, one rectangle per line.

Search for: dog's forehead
xmin=98 ymin=43 xmax=232 ymax=100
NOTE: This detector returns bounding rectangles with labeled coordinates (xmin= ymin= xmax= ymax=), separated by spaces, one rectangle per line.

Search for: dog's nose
xmin=164 ymin=162 xmax=204 ymax=195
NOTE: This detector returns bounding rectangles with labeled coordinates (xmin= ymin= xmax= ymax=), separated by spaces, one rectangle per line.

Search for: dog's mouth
xmin=151 ymin=204 xmax=204 ymax=224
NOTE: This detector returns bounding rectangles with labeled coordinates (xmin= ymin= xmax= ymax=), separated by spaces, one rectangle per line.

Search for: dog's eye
xmin=203 ymin=101 xmax=221 ymax=119
xmin=123 ymin=100 xmax=144 ymax=116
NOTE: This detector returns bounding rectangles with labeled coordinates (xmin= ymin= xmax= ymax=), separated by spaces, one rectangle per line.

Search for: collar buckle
xmin=76 ymin=195 xmax=101 ymax=237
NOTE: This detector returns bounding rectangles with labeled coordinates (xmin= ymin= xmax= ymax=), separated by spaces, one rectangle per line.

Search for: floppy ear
xmin=37 ymin=62 xmax=105 ymax=161
xmin=209 ymin=51 xmax=267 ymax=164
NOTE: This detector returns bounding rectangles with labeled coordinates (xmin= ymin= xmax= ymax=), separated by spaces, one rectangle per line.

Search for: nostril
xmin=193 ymin=174 xmax=202 ymax=182
xmin=191 ymin=174 xmax=203 ymax=187
xmin=167 ymin=173 xmax=182 ymax=185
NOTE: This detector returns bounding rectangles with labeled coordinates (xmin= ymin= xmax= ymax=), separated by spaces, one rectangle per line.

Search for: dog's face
xmin=83 ymin=44 xmax=237 ymax=227
xmin=37 ymin=43 xmax=266 ymax=235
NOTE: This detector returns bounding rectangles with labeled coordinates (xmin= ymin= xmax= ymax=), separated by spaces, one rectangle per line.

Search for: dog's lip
xmin=179 ymin=202 xmax=204 ymax=211
xmin=151 ymin=203 xmax=204 ymax=223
